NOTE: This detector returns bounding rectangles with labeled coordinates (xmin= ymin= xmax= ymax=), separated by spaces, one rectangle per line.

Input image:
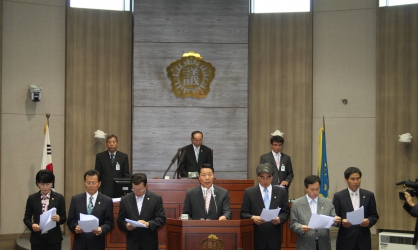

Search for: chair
xmin=200 ymin=234 xmax=224 ymax=250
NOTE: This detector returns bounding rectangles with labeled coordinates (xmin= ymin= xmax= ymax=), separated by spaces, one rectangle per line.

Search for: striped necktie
xmin=263 ymin=188 xmax=270 ymax=209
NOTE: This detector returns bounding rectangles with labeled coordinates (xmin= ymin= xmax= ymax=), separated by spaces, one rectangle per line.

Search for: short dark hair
xmin=106 ymin=134 xmax=118 ymax=142
xmin=256 ymin=163 xmax=274 ymax=176
xmin=191 ymin=131 xmax=203 ymax=139
xmin=270 ymin=135 xmax=284 ymax=144
xmin=199 ymin=163 xmax=214 ymax=174
xmin=35 ymin=169 xmax=55 ymax=186
xmin=84 ymin=170 xmax=101 ymax=182
xmin=304 ymin=175 xmax=321 ymax=188
xmin=131 ymin=173 xmax=147 ymax=186
xmin=344 ymin=167 xmax=362 ymax=179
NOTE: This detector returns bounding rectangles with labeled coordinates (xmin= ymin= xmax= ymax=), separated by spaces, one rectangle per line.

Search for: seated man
xmin=182 ymin=164 xmax=231 ymax=220
xmin=178 ymin=131 xmax=213 ymax=178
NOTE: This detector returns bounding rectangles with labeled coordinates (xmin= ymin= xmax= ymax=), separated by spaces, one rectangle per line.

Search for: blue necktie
xmin=110 ymin=154 xmax=115 ymax=164
xmin=263 ymin=188 xmax=270 ymax=209
xmin=87 ymin=196 xmax=94 ymax=214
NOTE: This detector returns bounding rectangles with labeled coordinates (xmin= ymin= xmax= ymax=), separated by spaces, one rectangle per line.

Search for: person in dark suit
xmin=95 ymin=134 xmax=130 ymax=197
xmin=178 ymin=131 xmax=213 ymax=178
xmin=290 ymin=175 xmax=341 ymax=250
xmin=23 ymin=170 xmax=67 ymax=250
xmin=259 ymin=131 xmax=294 ymax=191
xmin=332 ymin=167 xmax=379 ymax=250
xmin=182 ymin=163 xmax=231 ymax=220
xmin=67 ymin=170 xmax=114 ymax=250
xmin=117 ymin=173 xmax=166 ymax=250
xmin=403 ymin=190 xmax=418 ymax=245
xmin=241 ymin=163 xmax=290 ymax=250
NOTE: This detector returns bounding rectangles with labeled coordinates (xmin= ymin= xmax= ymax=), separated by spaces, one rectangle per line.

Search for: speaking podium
xmin=166 ymin=218 xmax=254 ymax=250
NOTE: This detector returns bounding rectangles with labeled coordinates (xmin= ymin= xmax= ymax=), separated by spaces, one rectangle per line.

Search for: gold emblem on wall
xmin=166 ymin=51 xmax=215 ymax=99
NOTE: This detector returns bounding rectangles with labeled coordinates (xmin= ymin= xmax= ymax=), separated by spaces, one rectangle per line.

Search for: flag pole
xmin=46 ymin=113 xmax=50 ymax=127
xmin=323 ymin=116 xmax=325 ymax=131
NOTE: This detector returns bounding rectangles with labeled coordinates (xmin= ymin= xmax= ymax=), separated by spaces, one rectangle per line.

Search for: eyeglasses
xmin=200 ymin=173 xmax=214 ymax=178
xmin=85 ymin=182 xmax=98 ymax=186
xmin=38 ymin=183 xmax=52 ymax=187
xmin=132 ymin=188 xmax=146 ymax=192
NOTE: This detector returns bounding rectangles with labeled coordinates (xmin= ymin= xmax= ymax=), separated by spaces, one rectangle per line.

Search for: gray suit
xmin=290 ymin=196 xmax=336 ymax=250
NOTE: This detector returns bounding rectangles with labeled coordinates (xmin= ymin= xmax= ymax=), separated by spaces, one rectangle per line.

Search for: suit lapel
xmin=128 ymin=193 xmax=141 ymax=218
xmin=140 ymin=192 xmax=151 ymax=217
xmin=79 ymin=193 xmax=88 ymax=214
xmin=359 ymin=189 xmax=365 ymax=207
xmin=92 ymin=193 xmax=103 ymax=215
xmin=268 ymin=152 xmax=277 ymax=167
xmin=301 ymin=197 xmax=312 ymax=219
xmin=342 ymin=189 xmax=355 ymax=211
xmin=197 ymin=187 xmax=206 ymax=212
xmin=35 ymin=192 xmax=43 ymax=214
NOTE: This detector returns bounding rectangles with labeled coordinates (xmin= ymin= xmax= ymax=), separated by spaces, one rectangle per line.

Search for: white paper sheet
xmin=346 ymin=206 xmax=364 ymax=225
xmin=40 ymin=207 xmax=57 ymax=234
xmin=260 ymin=208 xmax=281 ymax=221
xmin=78 ymin=213 xmax=99 ymax=232
xmin=307 ymin=213 xmax=334 ymax=229
xmin=125 ymin=218 xmax=148 ymax=228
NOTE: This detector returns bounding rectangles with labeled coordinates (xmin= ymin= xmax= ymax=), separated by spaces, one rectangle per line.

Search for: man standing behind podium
xmin=117 ymin=173 xmax=166 ymax=250
xmin=241 ymin=163 xmax=290 ymax=250
xmin=178 ymin=131 xmax=213 ymax=178
xmin=95 ymin=134 xmax=130 ymax=197
xmin=182 ymin=164 xmax=231 ymax=220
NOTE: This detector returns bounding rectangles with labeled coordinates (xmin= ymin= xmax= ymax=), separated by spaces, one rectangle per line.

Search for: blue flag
xmin=318 ymin=126 xmax=329 ymax=198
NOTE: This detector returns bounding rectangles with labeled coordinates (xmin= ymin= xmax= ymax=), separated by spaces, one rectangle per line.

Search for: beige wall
xmin=1 ymin=0 xmax=65 ymax=234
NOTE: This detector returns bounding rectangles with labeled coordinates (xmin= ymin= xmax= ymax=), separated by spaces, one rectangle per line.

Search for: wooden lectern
xmin=166 ymin=218 xmax=254 ymax=250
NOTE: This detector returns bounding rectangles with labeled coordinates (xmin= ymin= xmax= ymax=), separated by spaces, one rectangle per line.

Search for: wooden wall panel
xmin=249 ymin=13 xmax=313 ymax=198
xmin=65 ymin=7 xmax=132 ymax=207
xmin=0 ymin=0 xmax=3 ymax=223
xmin=376 ymin=4 xmax=418 ymax=230
xmin=132 ymin=0 xmax=248 ymax=179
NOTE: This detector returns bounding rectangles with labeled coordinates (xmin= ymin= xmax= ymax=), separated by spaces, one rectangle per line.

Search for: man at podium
xmin=182 ymin=163 xmax=231 ymax=220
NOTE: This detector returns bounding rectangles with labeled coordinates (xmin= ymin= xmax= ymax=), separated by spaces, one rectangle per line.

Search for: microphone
xmin=162 ymin=149 xmax=181 ymax=179
xmin=173 ymin=149 xmax=186 ymax=179
xmin=211 ymin=187 xmax=218 ymax=215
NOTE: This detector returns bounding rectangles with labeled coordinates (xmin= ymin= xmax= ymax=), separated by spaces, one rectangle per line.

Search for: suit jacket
xmin=178 ymin=144 xmax=213 ymax=178
xmin=67 ymin=192 xmax=114 ymax=250
xmin=23 ymin=190 xmax=67 ymax=245
xmin=333 ymin=188 xmax=379 ymax=250
xmin=182 ymin=185 xmax=231 ymax=220
xmin=95 ymin=150 xmax=130 ymax=197
xmin=403 ymin=202 xmax=418 ymax=244
xmin=259 ymin=152 xmax=294 ymax=189
xmin=290 ymin=196 xmax=336 ymax=250
xmin=240 ymin=185 xmax=290 ymax=250
xmin=117 ymin=190 xmax=166 ymax=250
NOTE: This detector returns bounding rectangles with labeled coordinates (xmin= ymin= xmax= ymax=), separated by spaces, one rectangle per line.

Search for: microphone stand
xmin=173 ymin=149 xmax=186 ymax=179
xmin=162 ymin=150 xmax=180 ymax=179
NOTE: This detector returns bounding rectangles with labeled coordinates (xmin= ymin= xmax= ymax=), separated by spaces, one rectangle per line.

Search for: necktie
xmin=87 ymin=196 xmax=94 ymax=214
xmin=352 ymin=192 xmax=359 ymax=210
xmin=263 ymin=188 xmax=270 ymax=209
xmin=205 ymin=188 xmax=211 ymax=213
xmin=137 ymin=196 xmax=143 ymax=215
xmin=110 ymin=154 xmax=115 ymax=163
xmin=195 ymin=148 xmax=199 ymax=161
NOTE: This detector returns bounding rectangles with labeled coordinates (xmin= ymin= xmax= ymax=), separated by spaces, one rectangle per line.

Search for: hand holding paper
xmin=346 ymin=206 xmax=364 ymax=225
xmin=78 ymin=213 xmax=99 ymax=233
xmin=125 ymin=218 xmax=148 ymax=228
xmin=307 ymin=213 xmax=335 ymax=229
xmin=40 ymin=208 xmax=57 ymax=234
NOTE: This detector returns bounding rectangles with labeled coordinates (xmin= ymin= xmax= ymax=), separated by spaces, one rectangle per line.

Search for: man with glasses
xmin=67 ymin=170 xmax=114 ymax=250
xmin=178 ymin=131 xmax=213 ymax=178
xmin=182 ymin=163 xmax=231 ymax=220
xmin=117 ymin=173 xmax=166 ymax=250
xmin=259 ymin=131 xmax=294 ymax=192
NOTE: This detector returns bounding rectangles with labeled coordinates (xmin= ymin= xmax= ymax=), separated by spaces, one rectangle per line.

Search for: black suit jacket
xmin=259 ymin=152 xmax=294 ymax=189
xmin=333 ymin=188 xmax=379 ymax=250
xmin=182 ymin=185 xmax=231 ymax=220
xmin=95 ymin=150 xmax=130 ymax=197
xmin=117 ymin=191 xmax=166 ymax=250
xmin=23 ymin=191 xmax=67 ymax=245
xmin=240 ymin=185 xmax=290 ymax=250
xmin=178 ymin=144 xmax=213 ymax=178
xmin=67 ymin=192 xmax=114 ymax=250
xmin=403 ymin=202 xmax=418 ymax=244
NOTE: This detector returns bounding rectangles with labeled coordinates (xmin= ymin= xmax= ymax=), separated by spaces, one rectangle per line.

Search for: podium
xmin=166 ymin=218 xmax=254 ymax=250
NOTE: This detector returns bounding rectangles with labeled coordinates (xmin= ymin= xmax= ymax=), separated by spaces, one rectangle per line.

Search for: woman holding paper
xmin=23 ymin=169 xmax=67 ymax=250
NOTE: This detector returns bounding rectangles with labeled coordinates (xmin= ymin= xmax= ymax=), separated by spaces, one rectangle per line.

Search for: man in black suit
xmin=259 ymin=132 xmax=294 ymax=190
xmin=404 ymin=190 xmax=418 ymax=246
xmin=333 ymin=167 xmax=379 ymax=250
xmin=182 ymin=164 xmax=231 ymax=220
xmin=23 ymin=170 xmax=67 ymax=250
xmin=117 ymin=173 xmax=166 ymax=250
xmin=95 ymin=134 xmax=130 ymax=197
xmin=178 ymin=131 xmax=213 ymax=178
xmin=241 ymin=163 xmax=290 ymax=250
xmin=67 ymin=170 xmax=114 ymax=250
